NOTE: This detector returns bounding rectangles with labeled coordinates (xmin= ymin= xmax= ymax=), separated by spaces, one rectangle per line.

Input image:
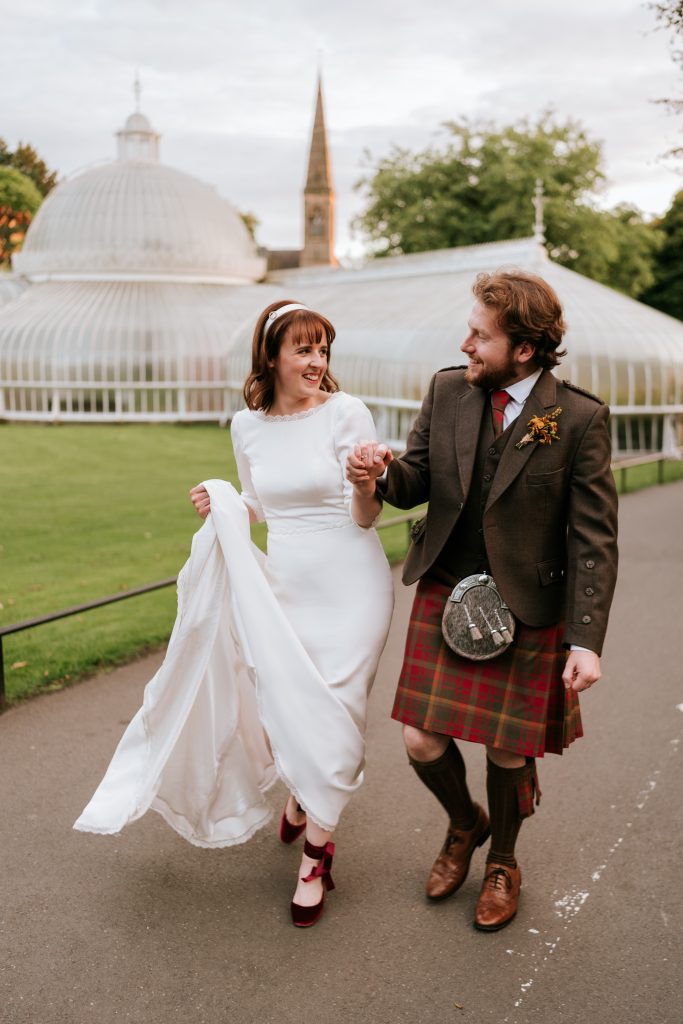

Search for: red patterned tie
xmin=491 ymin=389 xmax=511 ymax=438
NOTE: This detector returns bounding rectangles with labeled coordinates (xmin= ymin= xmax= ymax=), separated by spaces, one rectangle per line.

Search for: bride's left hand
xmin=189 ymin=484 xmax=211 ymax=519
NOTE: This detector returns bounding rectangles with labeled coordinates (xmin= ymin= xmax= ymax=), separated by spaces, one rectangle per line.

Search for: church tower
xmin=301 ymin=75 xmax=337 ymax=268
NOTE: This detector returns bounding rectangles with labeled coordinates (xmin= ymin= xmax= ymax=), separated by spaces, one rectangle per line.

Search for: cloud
xmin=2 ymin=0 xmax=680 ymax=253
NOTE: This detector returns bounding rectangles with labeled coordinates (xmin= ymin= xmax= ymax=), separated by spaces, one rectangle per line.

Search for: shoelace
xmin=484 ymin=867 xmax=513 ymax=892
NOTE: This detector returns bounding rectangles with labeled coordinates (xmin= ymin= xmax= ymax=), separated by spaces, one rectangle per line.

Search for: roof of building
xmin=233 ymin=238 xmax=683 ymax=409
xmin=12 ymin=107 xmax=265 ymax=286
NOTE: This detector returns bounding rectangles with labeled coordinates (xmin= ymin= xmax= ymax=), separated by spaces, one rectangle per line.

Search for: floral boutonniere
xmin=515 ymin=407 xmax=562 ymax=449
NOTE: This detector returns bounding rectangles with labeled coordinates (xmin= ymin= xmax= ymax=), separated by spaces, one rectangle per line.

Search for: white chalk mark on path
xmin=503 ymin=734 xmax=680 ymax=1022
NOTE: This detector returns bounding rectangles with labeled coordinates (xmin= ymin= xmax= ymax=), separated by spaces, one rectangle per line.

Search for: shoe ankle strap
xmin=303 ymin=839 xmax=335 ymax=860
xmin=302 ymin=840 xmax=336 ymax=892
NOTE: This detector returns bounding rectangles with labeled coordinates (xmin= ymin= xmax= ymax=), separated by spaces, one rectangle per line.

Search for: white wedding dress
xmin=74 ymin=391 xmax=394 ymax=845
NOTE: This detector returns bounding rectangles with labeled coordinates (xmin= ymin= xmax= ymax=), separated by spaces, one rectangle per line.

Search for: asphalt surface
xmin=1 ymin=481 xmax=682 ymax=1024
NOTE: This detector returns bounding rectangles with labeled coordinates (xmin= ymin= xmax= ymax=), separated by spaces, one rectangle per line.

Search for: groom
xmin=348 ymin=269 xmax=618 ymax=930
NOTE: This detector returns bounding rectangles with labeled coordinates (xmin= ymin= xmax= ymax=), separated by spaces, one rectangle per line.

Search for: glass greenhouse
xmin=1 ymin=111 xmax=682 ymax=457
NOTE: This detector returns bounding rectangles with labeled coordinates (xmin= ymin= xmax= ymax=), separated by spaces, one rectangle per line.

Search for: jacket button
xmin=483 ymin=473 xmax=492 ymax=482
xmin=585 ymin=586 xmax=594 ymax=596
xmin=488 ymin=447 xmax=496 ymax=455
xmin=582 ymin=614 xmax=592 ymax=624
xmin=585 ymin=559 xmax=595 ymax=569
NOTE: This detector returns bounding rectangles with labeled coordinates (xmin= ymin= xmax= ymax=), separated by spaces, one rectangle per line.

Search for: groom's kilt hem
xmin=392 ymin=577 xmax=583 ymax=758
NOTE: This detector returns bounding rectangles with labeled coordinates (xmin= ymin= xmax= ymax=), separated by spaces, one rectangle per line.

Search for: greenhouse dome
xmin=0 ymin=102 xmax=681 ymax=456
xmin=0 ymin=102 xmax=266 ymax=419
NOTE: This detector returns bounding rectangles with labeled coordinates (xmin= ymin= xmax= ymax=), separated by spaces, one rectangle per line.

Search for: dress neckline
xmin=251 ymin=391 xmax=343 ymax=422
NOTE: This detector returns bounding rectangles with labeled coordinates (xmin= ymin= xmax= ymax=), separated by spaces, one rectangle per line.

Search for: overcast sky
xmin=3 ymin=0 xmax=682 ymax=258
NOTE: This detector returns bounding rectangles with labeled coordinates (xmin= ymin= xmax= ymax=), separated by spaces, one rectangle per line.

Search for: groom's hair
xmin=472 ymin=269 xmax=567 ymax=370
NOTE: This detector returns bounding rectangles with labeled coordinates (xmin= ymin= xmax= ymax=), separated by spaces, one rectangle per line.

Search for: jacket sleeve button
xmin=582 ymin=614 xmax=592 ymax=624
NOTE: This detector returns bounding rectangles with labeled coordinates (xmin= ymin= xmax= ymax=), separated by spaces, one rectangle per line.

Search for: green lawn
xmin=2 ymin=422 xmax=680 ymax=707
xmin=0 ymin=424 xmax=415 ymax=705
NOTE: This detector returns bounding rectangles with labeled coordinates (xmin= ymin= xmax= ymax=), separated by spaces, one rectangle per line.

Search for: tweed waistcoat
xmin=433 ymin=409 xmax=515 ymax=583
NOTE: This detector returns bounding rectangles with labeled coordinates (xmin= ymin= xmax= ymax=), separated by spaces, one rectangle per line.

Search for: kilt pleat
xmin=392 ymin=577 xmax=583 ymax=758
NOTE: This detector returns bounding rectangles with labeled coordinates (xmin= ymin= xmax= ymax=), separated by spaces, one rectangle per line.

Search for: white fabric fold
xmin=74 ymin=479 xmax=370 ymax=845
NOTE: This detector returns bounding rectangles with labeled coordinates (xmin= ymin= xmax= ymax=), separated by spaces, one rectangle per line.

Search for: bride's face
xmin=271 ymin=330 xmax=329 ymax=403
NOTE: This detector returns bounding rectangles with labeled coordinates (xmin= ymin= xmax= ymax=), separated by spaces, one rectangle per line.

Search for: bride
xmin=75 ymin=299 xmax=394 ymax=929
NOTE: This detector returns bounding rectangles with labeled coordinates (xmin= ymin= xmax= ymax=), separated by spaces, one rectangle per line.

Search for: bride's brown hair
xmin=243 ymin=300 xmax=340 ymax=411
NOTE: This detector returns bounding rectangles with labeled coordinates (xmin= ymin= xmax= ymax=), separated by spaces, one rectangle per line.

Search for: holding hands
xmin=347 ymin=441 xmax=393 ymax=491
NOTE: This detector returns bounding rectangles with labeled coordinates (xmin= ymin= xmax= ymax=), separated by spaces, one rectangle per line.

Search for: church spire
xmin=305 ymin=74 xmax=332 ymax=194
xmin=301 ymin=74 xmax=337 ymax=267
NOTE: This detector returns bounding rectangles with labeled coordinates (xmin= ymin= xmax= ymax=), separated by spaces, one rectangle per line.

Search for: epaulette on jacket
xmin=561 ymin=380 xmax=604 ymax=405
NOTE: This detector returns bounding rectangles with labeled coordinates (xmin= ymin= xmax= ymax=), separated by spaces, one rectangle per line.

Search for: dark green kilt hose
xmin=392 ymin=576 xmax=583 ymax=759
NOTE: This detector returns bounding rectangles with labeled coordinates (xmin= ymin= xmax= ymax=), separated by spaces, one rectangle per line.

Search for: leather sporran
xmin=441 ymin=573 xmax=515 ymax=661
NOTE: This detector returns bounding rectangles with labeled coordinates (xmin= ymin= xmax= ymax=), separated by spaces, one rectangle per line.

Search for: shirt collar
xmin=502 ymin=367 xmax=543 ymax=406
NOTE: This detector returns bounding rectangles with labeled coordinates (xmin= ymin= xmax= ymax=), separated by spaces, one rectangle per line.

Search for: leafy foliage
xmin=355 ymin=114 xmax=659 ymax=297
xmin=0 ymin=166 xmax=43 ymax=267
xmin=640 ymin=190 xmax=683 ymax=320
xmin=0 ymin=138 xmax=58 ymax=196
xmin=239 ymin=210 xmax=260 ymax=241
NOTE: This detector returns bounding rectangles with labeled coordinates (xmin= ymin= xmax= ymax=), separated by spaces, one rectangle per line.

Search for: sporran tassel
xmin=495 ymin=612 xmax=513 ymax=644
xmin=480 ymin=606 xmax=504 ymax=646
xmin=464 ymin=601 xmax=483 ymax=641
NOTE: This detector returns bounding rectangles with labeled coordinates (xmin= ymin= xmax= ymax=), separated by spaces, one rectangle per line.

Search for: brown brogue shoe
xmin=426 ymin=803 xmax=491 ymax=901
xmin=473 ymin=861 xmax=522 ymax=931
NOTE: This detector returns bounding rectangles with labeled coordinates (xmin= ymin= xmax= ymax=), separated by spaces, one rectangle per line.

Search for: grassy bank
xmin=0 ymin=423 xmax=413 ymax=704
xmin=2 ymin=423 xmax=681 ymax=706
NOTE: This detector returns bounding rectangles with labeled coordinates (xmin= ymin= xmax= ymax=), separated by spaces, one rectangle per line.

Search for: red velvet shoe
xmin=290 ymin=839 xmax=336 ymax=928
xmin=279 ymin=800 xmax=306 ymax=844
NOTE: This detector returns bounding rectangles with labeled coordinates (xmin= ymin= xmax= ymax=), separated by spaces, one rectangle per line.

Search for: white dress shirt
xmin=497 ymin=367 xmax=543 ymax=429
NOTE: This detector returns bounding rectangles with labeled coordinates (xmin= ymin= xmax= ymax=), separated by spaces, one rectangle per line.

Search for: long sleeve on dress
xmin=331 ymin=394 xmax=379 ymax=512
xmin=231 ymin=414 xmax=265 ymax=523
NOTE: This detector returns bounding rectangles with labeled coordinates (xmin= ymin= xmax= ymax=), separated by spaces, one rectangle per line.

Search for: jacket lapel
xmin=454 ymin=383 xmax=486 ymax=499
xmin=485 ymin=370 xmax=558 ymax=511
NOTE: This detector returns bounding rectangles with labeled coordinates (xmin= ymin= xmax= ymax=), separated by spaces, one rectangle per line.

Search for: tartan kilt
xmin=392 ymin=576 xmax=583 ymax=758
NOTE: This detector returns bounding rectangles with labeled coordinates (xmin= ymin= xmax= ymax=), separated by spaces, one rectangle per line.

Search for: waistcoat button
xmin=585 ymin=559 xmax=595 ymax=569
xmin=585 ymin=586 xmax=594 ymax=596
xmin=582 ymin=614 xmax=592 ymax=624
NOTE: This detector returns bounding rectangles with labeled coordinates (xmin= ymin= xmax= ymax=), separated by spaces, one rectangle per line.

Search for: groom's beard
xmin=464 ymin=355 xmax=517 ymax=392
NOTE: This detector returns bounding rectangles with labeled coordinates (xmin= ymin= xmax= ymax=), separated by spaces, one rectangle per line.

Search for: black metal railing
xmin=0 ymin=515 xmax=418 ymax=711
xmin=2 ymin=448 xmax=681 ymax=711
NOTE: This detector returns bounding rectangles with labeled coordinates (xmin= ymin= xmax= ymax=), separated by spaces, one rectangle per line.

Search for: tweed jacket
xmin=379 ymin=367 xmax=618 ymax=655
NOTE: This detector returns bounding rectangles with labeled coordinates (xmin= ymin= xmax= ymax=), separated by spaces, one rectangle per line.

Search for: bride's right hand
xmin=189 ymin=484 xmax=211 ymax=519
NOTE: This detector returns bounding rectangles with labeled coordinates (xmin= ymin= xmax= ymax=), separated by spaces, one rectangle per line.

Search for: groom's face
xmin=461 ymin=301 xmax=533 ymax=390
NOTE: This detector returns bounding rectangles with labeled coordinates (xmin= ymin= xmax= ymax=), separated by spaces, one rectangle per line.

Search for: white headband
xmin=263 ymin=303 xmax=311 ymax=337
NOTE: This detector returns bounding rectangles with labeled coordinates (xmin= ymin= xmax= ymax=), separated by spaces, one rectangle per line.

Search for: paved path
xmin=1 ymin=483 xmax=682 ymax=1024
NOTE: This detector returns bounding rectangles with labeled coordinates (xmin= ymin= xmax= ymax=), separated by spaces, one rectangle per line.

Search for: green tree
xmin=640 ymin=190 xmax=683 ymax=320
xmin=0 ymin=138 xmax=58 ymax=197
xmin=239 ymin=210 xmax=260 ymax=241
xmin=0 ymin=166 xmax=43 ymax=268
xmin=355 ymin=114 xmax=657 ymax=297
